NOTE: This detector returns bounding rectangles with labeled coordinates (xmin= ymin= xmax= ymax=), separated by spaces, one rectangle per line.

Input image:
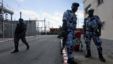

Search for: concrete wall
xmin=25 ymin=20 xmax=37 ymax=36
xmin=0 ymin=21 xmax=16 ymax=38
xmin=84 ymin=0 xmax=113 ymax=40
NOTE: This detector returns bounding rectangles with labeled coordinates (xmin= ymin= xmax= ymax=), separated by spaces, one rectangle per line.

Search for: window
xmin=97 ymin=0 xmax=104 ymax=6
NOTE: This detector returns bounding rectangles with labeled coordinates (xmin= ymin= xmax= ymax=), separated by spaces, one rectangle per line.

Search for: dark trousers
xmin=14 ymin=35 xmax=29 ymax=50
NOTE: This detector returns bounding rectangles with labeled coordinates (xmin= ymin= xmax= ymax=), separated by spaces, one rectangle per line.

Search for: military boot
xmin=68 ymin=58 xmax=78 ymax=64
xmin=98 ymin=48 xmax=106 ymax=62
xmin=85 ymin=49 xmax=91 ymax=58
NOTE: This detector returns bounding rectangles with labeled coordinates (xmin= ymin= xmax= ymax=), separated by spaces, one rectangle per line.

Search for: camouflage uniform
xmin=84 ymin=15 xmax=103 ymax=58
xmin=62 ymin=10 xmax=77 ymax=63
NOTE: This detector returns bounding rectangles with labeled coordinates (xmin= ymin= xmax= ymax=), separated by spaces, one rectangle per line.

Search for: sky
xmin=2 ymin=0 xmax=84 ymax=29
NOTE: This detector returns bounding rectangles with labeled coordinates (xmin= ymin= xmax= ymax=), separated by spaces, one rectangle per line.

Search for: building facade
xmin=84 ymin=0 xmax=113 ymax=40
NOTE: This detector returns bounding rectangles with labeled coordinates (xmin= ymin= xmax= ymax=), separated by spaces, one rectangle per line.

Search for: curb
xmin=60 ymin=39 xmax=68 ymax=64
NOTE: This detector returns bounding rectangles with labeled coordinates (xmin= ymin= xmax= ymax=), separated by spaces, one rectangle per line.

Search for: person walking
xmin=62 ymin=2 xmax=79 ymax=64
xmin=11 ymin=18 xmax=29 ymax=53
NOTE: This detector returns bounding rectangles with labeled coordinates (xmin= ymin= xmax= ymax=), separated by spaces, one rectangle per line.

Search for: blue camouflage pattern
xmin=63 ymin=10 xmax=77 ymax=60
xmin=84 ymin=15 xmax=103 ymax=51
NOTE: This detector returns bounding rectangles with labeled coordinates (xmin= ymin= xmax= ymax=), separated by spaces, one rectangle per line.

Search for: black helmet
xmin=72 ymin=2 xmax=79 ymax=7
xmin=88 ymin=9 xmax=94 ymax=13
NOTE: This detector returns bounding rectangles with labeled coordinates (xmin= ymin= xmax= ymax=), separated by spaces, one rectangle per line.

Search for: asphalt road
xmin=73 ymin=37 xmax=113 ymax=64
xmin=0 ymin=35 xmax=62 ymax=64
xmin=0 ymin=35 xmax=113 ymax=64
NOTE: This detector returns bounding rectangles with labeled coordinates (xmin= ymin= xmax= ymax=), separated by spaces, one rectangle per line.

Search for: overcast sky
xmin=2 ymin=0 xmax=84 ymax=29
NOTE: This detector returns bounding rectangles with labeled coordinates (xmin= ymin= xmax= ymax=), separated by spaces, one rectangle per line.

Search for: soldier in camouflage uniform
xmin=83 ymin=9 xmax=106 ymax=62
xmin=62 ymin=2 xmax=79 ymax=64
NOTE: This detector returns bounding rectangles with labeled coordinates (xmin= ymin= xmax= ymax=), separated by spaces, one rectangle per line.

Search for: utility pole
xmin=37 ymin=19 xmax=39 ymax=35
xmin=36 ymin=19 xmax=46 ymax=34
xmin=44 ymin=18 xmax=47 ymax=34
xmin=1 ymin=0 xmax=4 ymax=38
xmin=20 ymin=12 xmax=22 ymax=18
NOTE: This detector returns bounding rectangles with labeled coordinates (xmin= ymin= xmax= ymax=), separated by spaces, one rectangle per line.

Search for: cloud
xmin=13 ymin=9 xmax=39 ymax=20
xmin=41 ymin=10 xmax=84 ymax=28
xmin=13 ymin=9 xmax=63 ymax=29
xmin=16 ymin=0 xmax=25 ymax=2
xmin=76 ymin=10 xmax=84 ymax=28
xmin=13 ymin=9 xmax=84 ymax=28
xmin=77 ymin=10 xmax=84 ymax=20
xmin=41 ymin=12 xmax=63 ymax=28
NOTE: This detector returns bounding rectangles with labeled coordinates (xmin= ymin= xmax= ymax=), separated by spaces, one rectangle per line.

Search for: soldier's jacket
xmin=15 ymin=22 xmax=27 ymax=37
xmin=62 ymin=10 xmax=77 ymax=32
xmin=84 ymin=15 xmax=102 ymax=36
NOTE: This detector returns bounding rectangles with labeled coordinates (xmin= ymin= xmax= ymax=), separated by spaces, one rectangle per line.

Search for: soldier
xmin=83 ymin=9 xmax=106 ymax=62
xmin=11 ymin=18 xmax=29 ymax=53
xmin=62 ymin=2 xmax=79 ymax=64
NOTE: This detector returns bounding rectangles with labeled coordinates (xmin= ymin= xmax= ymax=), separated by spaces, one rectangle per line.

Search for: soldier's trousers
xmin=66 ymin=31 xmax=74 ymax=62
xmin=85 ymin=33 xmax=102 ymax=54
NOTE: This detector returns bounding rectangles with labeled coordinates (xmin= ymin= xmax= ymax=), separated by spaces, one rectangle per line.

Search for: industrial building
xmin=0 ymin=2 xmax=37 ymax=38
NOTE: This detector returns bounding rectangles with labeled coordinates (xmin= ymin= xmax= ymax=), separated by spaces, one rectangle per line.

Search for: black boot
xmin=24 ymin=42 xmax=30 ymax=50
xmin=68 ymin=58 xmax=77 ymax=64
xmin=11 ymin=42 xmax=19 ymax=53
xmin=99 ymin=55 xmax=106 ymax=62
xmin=26 ymin=45 xmax=30 ymax=50
xmin=11 ymin=50 xmax=19 ymax=53
xmin=98 ymin=48 xmax=106 ymax=62
xmin=85 ymin=49 xmax=91 ymax=58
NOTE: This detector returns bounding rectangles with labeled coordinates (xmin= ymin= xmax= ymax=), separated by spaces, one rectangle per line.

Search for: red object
xmin=74 ymin=45 xmax=80 ymax=51
xmin=74 ymin=31 xmax=82 ymax=52
xmin=75 ymin=31 xmax=81 ymax=39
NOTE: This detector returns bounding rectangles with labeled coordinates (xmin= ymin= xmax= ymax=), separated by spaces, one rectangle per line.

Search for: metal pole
xmin=1 ymin=0 xmax=4 ymax=39
xmin=36 ymin=19 xmax=45 ymax=34
xmin=20 ymin=12 xmax=22 ymax=18
xmin=12 ymin=21 xmax=13 ymax=38
xmin=11 ymin=14 xmax=13 ymax=38
xmin=11 ymin=14 xmax=13 ymax=21
xmin=37 ymin=20 xmax=39 ymax=35
xmin=44 ymin=18 xmax=46 ymax=34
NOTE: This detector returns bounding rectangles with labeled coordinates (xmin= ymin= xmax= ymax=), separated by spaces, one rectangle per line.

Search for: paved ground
xmin=73 ymin=38 xmax=113 ymax=64
xmin=0 ymin=35 xmax=113 ymax=64
xmin=0 ymin=35 xmax=62 ymax=64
